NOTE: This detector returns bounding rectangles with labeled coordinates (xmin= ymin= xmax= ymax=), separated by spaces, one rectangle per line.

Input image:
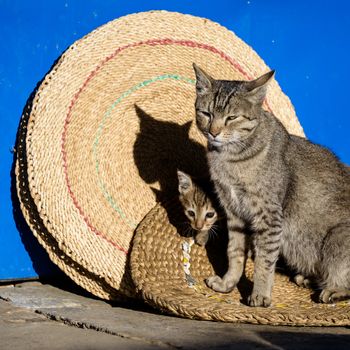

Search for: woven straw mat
xmin=15 ymin=88 xmax=121 ymax=300
xmin=16 ymin=10 xmax=304 ymax=300
xmin=131 ymin=201 xmax=350 ymax=326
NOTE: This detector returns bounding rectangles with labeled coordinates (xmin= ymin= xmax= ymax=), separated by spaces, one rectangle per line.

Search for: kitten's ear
xmin=177 ymin=170 xmax=193 ymax=194
xmin=193 ymin=63 xmax=214 ymax=95
xmin=244 ymin=70 xmax=275 ymax=105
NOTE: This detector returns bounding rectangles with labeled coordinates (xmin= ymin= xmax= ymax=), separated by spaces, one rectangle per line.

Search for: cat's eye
xmin=199 ymin=111 xmax=212 ymax=119
xmin=187 ymin=210 xmax=195 ymax=217
xmin=206 ymin=212 xmax=215 ymax=218
xmin=225 ymin=115 xmax=237 ymax=124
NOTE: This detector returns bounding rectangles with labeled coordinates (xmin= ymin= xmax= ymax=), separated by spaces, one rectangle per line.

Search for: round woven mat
xmin=18 ymin=10 xmax=304 ymax=299
xmin=15 ymin=86 xmax=121 ymax=300
xmin=131 ymin=201 xmax=350 ymax=326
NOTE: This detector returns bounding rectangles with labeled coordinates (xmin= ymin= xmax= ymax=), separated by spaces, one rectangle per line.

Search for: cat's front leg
xmin=248 ymin=206 xmax=283 ymax=307
xmin=206 ymin=216 xmax=246 ymax=293
xmin=294 ymin=274 xmax=311 ymax=288
xmin=195 ymin=230 xmax=209 ymax=246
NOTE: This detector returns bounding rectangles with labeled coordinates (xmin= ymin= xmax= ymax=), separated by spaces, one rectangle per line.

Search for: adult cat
xmin=193 ymin=63 xmax=350 ymax=307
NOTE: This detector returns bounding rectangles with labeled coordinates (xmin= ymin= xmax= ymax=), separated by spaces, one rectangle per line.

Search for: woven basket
xmin=16 ymin=10 xmax=304 ymax=299
xmin=131 ymin=201 xmax=350 ymax=326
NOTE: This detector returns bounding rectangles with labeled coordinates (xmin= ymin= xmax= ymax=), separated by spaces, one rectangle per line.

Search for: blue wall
xmin=1 ymin=0 xmax=349 ymax=279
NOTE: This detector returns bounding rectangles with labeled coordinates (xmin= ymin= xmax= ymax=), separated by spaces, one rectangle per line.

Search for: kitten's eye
xmin=206 ymin=212 xmax=215 ymax=218
xmin=187 ymin=210 xmax=195 ymax=217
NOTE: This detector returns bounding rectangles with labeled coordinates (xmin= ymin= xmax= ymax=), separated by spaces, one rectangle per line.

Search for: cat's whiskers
xmin=209 ymin=225 xmax=220 ymax=239
xmin=182 ymin=225 xmax=194 ymax=238
xmin=228 ymin=138 xmax=248 ymax=151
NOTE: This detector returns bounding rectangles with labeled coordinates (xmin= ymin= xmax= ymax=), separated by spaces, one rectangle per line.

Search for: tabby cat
xmin=193 ymin=63 xmax=350 ymax=307
xmin=177 ymin=170 xmax=219 ymax=246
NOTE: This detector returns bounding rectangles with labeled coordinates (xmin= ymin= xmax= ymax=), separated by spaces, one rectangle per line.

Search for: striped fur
xmin=193 ymin=64 xmax=350 ymax=306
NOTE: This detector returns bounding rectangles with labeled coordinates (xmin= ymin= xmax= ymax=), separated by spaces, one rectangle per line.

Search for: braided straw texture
xmin=18 ymin=10 xmax=304 ymax=299
xmin=131 ymin=201 xmax=350 ymax=326
xmin=15 ymin=81 xmax=122 ymax=300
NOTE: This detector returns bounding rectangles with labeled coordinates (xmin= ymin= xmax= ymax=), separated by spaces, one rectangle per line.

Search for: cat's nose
xmin=195 ymin=222 xmax=204 ymax=230
xmin=209 ymin=129 xmax=221 ymax=138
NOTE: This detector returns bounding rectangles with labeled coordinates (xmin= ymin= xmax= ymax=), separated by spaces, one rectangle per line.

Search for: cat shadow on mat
xmin=133 ymin=104 xmax=209 ymax=232
xmin=133 ymin=104 xmax=208 ymax=199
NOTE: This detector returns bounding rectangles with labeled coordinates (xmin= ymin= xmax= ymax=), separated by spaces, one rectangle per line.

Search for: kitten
xmin=177 ymin=170 xmax=219 ymax=246
xmin=193 ymin=63 xmax=350 ymax=307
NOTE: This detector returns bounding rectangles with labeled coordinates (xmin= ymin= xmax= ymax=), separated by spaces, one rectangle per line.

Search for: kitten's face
xmin=193 ymin=64 xmax=274 ymax=148
xmin=177 ymin=171 xmax=217 ymax=232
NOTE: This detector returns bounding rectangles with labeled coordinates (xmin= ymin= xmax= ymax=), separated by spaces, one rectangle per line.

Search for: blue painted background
xmin=1 ymin=0 xmax=349 ymax=279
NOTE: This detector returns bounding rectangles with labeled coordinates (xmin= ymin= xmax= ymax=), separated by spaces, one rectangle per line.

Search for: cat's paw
xmin=195 ymin=232 xmax=208 ymax=246
xmin=248 ymin=292 xmax=271 ymax=307
xmin=205 ymin=275 xmax=234 ymax=293
xmin=319 ymin=288 xmax=350 ymax=303
xmin=294 ymin=274 xmax=311 ymax=289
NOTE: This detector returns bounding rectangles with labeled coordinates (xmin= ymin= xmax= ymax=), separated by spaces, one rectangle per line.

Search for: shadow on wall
xmin=10 ymin=81 xmax=66 ymax=281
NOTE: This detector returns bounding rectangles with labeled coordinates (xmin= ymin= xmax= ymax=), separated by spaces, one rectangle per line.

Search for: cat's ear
xmin=244 ymin=70 xmax=275 ymax=105
xmin=193 ymin=63 xmax=214 ymax=95
xmin=177 ymin=170 xmax=193 ymax=194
